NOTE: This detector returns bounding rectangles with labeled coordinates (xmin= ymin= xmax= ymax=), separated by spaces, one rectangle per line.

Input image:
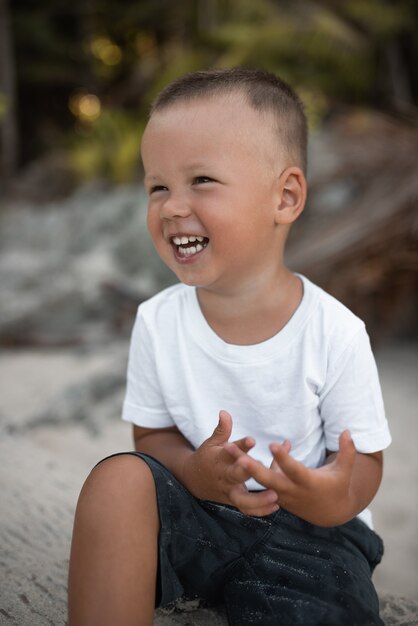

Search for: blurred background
xmin=0 ymin=0 xmax=417 ymax=609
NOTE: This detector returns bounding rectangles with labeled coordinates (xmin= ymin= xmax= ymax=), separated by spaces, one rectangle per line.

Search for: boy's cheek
xmin=147 ymin=219 xmax=164 ymax=248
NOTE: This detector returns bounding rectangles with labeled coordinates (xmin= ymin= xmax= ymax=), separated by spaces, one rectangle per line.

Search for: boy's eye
xmin=149 ymin=185 xmax=167 ymax=194
xmin=193 ymin=176 xmax=214 ymax=185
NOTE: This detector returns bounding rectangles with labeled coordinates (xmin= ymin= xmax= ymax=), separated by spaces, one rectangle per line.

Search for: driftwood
xmin=287 ymin=112 xmax=418 ymax=342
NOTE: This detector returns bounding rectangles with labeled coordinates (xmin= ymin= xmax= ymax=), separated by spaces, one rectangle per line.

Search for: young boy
xmin=68 ymin=68 xmax=391 ymax=626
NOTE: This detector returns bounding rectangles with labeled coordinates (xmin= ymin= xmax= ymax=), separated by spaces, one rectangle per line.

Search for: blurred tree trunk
xmin=0 ymin=0 xmax=18 ymax=183
xmin=385 ymin=40 xmax=414 ymax=113
xmin=197 ymin=0 xmax=218 ymax=33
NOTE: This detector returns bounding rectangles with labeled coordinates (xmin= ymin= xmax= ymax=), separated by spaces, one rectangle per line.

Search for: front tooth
xmin=180 ymin=236 xmax=189 ymax=245
xmin=189 ymin=246 xmax=197 ymax=255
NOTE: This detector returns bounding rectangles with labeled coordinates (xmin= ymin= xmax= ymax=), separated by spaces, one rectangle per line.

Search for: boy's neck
xmin=196 ymin=269 xmax=303 ymax=346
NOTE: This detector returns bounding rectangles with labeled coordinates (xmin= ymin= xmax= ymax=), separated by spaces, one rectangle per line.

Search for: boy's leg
xmin=68 ymin=454 xmax=159 ymax=626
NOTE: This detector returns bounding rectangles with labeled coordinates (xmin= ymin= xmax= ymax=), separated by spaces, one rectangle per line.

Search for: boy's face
xmin=141 ymin=93 xmax=288 ymax=295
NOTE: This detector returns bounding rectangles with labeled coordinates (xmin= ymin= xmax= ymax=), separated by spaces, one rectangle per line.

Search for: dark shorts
xmin=99 ymin=452 xmax=384 ymax=626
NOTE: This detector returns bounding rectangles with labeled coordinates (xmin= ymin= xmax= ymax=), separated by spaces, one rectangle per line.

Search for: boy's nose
xmin=160 ymin=194 xmax=192 ymax=220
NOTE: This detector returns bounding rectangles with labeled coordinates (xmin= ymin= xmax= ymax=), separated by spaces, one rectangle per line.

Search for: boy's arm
xmin=226 ymin=431 xmax=383 ymax=526
xmin=133 ymin=411 xmax=279 ymax=516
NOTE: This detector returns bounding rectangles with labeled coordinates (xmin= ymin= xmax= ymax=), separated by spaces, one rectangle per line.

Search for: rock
xmin=5 ymin=152 xmax=78 ymax=204
xmin=0 ymin=435 xmax=417 ymax=626
xmin=0 ymin=182 xmax=175 ymax=347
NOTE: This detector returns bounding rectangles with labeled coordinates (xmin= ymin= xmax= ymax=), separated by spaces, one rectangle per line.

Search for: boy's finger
xmin=208 ymin=410 xmax=233 ymax=446
xmin=223 ymin=442 xmax=242 ymax=460
xmin=269 ymin=440 xmax=291 ymax=471
xmin=236 ymin=456 xmax=283 ymax=491
xmin=335 ymin=430 xmax=356 ymax=473
xmin=281 ymin=440 xmax=292 ymax=454
xmin=233 ymin=435 xmax=256 ymax=454
xmin=240 ymin=503 xmax=280 ymax=518
xmin=225 ymin=461 xmax=251 ymax=484
xmin=229 ymin=486 xmax=278 ymax=513
xmin=269 ymin=442 xmax=307 ymax=485
xmin=270 ymin=458 xmax=280 ymax=471
xmin=224 ymin=438 xmax=254 ymax=461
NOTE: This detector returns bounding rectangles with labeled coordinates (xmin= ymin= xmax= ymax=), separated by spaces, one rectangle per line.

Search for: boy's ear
xmin=274 ymin=167 xmax=307 ymax=225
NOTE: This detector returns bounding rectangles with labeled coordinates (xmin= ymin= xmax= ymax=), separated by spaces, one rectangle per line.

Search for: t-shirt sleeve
xmin=319 ymin=326 xmax=391 ymax=453
xmin=122 ymin=307 xmax=175 ymax=428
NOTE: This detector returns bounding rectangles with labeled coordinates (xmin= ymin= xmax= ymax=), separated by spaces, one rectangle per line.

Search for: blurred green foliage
xmin=8 ymin=0 xmax=418 ymax=181
xmin=69 ymin=111 xmax=145 ymax=184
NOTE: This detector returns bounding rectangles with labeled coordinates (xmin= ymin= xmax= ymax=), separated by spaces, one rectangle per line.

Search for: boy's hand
xmin=181 ymin=410 xmax=279 ymax=516
xmin=228 ymin=431 xmax=358 ymax=526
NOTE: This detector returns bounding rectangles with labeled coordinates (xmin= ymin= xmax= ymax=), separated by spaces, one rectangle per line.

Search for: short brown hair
xmin=150 ymin=67 xmax=308 ymax=172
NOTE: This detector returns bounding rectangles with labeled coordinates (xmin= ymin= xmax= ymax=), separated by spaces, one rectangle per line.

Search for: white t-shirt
xmin=122 ymin=275 xmax=391 ymax=527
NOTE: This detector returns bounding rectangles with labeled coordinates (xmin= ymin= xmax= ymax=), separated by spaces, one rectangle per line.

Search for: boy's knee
xmin=71 ymin=454 xmax=160 ymax=559
xmin=80 ymin=454 xmax=156 ymax=505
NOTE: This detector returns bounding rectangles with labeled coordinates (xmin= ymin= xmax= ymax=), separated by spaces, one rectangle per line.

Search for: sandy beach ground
xmin=369 ymin=342 xmax=418 ymax=600
xmin=0 ymin=339 xmax=417 ymax=620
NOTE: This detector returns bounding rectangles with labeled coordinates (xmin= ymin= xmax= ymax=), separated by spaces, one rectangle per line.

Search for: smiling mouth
xmin=171 ymin=235 xmax=209 ymax=257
